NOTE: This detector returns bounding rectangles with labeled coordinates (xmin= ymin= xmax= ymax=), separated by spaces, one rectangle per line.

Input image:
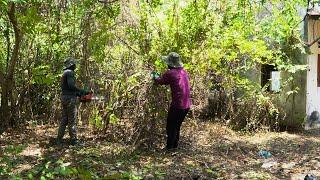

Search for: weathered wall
xmin=277 ymin=15 xmax=308 ymax=129
xmin=279 ymin=54 xmax=307 ymax=129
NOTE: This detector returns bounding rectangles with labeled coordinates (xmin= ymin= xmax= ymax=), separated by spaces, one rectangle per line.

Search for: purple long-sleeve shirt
xmin=155 ymin=67 xmax=191 ymax=109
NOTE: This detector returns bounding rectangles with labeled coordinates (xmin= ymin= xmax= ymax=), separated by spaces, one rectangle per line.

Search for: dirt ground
xmin=1 ymin=119 xmax=320 ymax=179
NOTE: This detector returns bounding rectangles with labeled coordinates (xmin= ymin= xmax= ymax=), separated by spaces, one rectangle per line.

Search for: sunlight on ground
xmin=1 ymin=121 xmax=320 ymax=179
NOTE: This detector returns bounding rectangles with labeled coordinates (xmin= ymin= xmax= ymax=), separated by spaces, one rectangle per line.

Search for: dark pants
xmin=166 ymin=107 xmax=189 ymax=149
xmin=57 ymin=95 xmax=78 ymax=141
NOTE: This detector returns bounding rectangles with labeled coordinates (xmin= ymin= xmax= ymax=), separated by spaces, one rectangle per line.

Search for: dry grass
xmin=1 ymin=119 xmax=320 ymax=179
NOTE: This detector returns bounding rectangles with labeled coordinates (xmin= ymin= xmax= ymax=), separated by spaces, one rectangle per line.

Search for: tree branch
xmin=7 ymin=2 xmax=22 ymax=80
xmin=98 ymin=0 xmax=119 ymax=4
xmin=114 ymin=34 xmax=140 ymax=55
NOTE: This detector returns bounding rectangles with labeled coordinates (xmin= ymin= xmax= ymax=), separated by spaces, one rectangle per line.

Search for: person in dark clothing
xmin=152 ymin=52 xmax=191 ymax=150
xmin=56 ymin=57 xmax=88 ymax=145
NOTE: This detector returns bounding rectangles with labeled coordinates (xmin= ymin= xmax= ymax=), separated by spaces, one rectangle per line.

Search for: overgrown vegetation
xmin=0 ymin=0 xmax=307 ymax=131
xmin=0 ymin=0 xmax=313 ymax=177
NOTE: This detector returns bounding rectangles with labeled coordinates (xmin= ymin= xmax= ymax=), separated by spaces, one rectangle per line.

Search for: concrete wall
xmin=279 ymin=52 xmax=307 ymax=128
xmin=276 ymin=15 xmax=308 ymax=129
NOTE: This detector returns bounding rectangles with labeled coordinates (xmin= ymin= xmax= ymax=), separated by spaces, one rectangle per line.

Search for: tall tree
xmin=0 ymin=2 xmax=22 ymax=131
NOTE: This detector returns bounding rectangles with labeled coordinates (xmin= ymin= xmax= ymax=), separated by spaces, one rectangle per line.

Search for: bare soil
xmin=1 ymin=120 xmax=319 ymax=179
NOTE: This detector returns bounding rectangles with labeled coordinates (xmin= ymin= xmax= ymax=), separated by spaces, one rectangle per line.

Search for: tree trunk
xmin=80 ymin=12 xmax=92 ymax=84
xmin=1 ymin=84 xmax=9 ymax=130
xmin=0 ymin=3 xmax=22 ymax=131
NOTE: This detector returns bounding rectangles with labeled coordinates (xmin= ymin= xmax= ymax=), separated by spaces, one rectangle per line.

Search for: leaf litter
xmin=1 ymin=121 xmax=320 ymax=179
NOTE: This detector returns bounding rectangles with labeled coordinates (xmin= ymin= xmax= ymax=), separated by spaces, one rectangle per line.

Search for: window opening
xmin=261 ymin=64 xmax=279 ymax=92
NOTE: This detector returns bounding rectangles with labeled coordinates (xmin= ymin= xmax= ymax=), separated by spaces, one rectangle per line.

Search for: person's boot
xmin=70 ymin=139 xmax=84 ymax=146
xmin=56 ymin=138 xmax=63 ymax=146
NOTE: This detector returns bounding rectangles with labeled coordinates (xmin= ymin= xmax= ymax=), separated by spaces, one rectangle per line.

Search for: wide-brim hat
xmin=160 ymin=52 xmax=183 ymax=68
xmin=64 ymin=57 xmax=77 ymax=69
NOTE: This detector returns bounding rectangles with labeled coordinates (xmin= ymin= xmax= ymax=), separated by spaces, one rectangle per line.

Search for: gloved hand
xmin=79 ymin=89 xmax=93 ymax=102
xmin=85 ymin=91 xmax=90 ymax=95
xmin=79 ymin=89 xmax=89 ymax=96
xmin=151 ymin=71 xmax=160 ymax=80
xmin=84 ymin=89 xmax=92 ymax=95
xmin=83 ymin=86 xmax=91 ymax=95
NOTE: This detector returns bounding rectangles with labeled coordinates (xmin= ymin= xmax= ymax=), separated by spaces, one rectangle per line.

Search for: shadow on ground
xmin=1 ymin=121 xmax=320 ymax=179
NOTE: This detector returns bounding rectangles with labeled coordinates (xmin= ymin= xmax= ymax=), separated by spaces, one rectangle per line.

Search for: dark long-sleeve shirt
xmin=155 ymin=67 xmax=191 ymax=109
xmin=61 ymin=69 xmax=81 ymax=96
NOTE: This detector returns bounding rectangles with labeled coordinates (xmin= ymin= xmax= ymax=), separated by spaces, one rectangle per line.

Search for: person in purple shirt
xmin=152 ymin=52 xmax=191 ymax=151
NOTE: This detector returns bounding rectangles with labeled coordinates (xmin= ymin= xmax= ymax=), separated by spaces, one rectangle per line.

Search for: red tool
xmin=80 ymin=92 xmax=107 ymax=102
xmin=80 ymin=92 xmax=93 ymax=102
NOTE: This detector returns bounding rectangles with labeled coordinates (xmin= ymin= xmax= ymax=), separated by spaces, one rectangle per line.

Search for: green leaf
xmin=45 ymin=161 xmax=51 ymax=169
xmin=56 ymin=159 xmax=64 ymax=165
xmin=0 ymin=0 xmax=7 ymax=5
xmin=109 ymin=113 xmax=119 ymax=124
xmin=206 ymin=168 xmax=213 ymax=174
xmin=77 ymin=167 xmax=92 ymax=179
xmin=27 ymin=173 xmax=34 ymax=180
xmin=59 ymin=166 xmax=67 ymax=176
xmin=45 ymin=172 xmax=54 ymax=178
xmin=9 ymin=0 xmax=26 ymax=3
xmin=12 ymin=176 xmax=23 ymax=180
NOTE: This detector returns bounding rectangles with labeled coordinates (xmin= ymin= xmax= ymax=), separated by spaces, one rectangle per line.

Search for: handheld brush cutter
xmin=80 ymin=92 xmax=107 ymax=102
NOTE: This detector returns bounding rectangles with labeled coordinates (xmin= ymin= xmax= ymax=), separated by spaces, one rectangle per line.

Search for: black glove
xmin=85 ymin=90 xmax=92 ymax=95
xmin=79 ymin=89 xmax=87 ymax=96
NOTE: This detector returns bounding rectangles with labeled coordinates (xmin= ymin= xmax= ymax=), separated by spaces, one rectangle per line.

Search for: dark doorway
xmin=261 ymin=64 xmax=277 ymax=91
